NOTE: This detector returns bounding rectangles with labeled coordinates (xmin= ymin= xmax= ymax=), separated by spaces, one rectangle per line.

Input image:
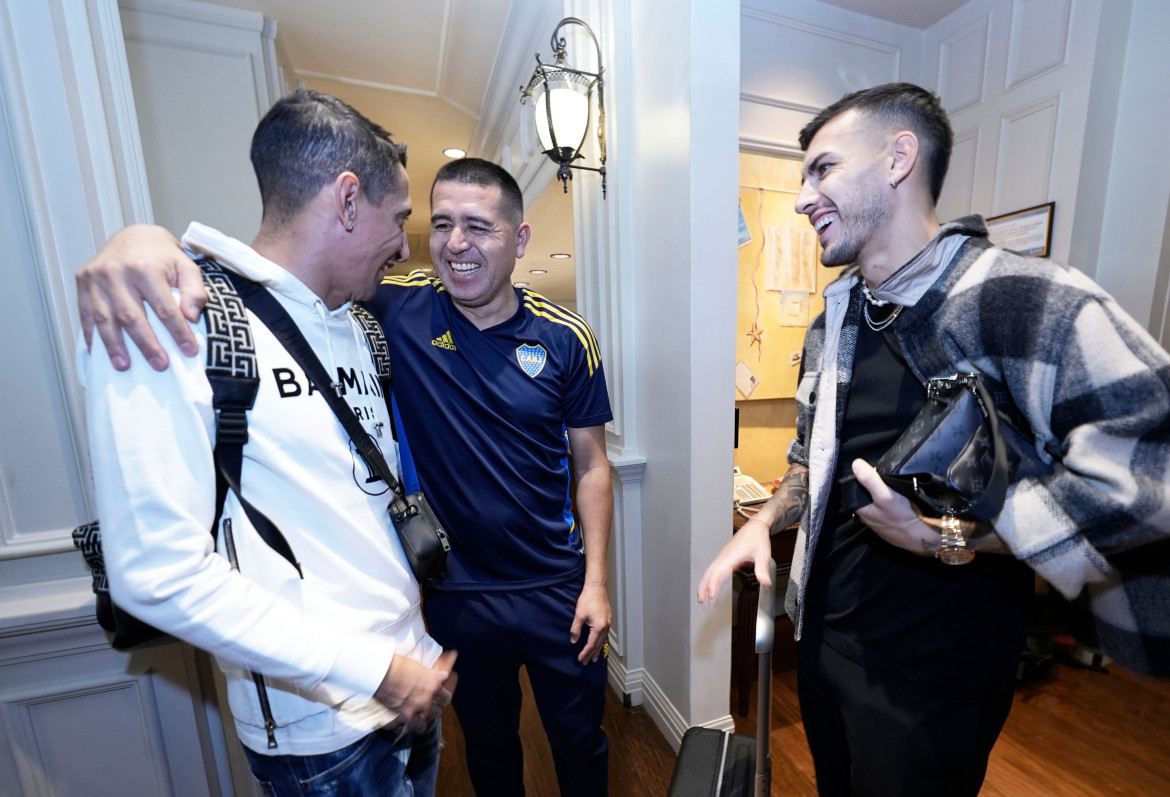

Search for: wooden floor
xmin=438 ymin=620 xmax=1170 ymax=795
xmin=435 ymin=669 xmax=676 ymax=796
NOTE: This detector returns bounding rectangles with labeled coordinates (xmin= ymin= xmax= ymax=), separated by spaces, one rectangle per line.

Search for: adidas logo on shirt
xmin=431 ymin=331 xmax=457 ymax=350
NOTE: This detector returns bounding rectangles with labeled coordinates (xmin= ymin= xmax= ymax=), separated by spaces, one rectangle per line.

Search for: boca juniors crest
xmin=515 ymin=343 xmax=547 ymax=378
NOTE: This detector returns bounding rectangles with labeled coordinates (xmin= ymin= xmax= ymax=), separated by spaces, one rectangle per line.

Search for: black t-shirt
xmin=802 ymin=294 xmax=1033 ymax=701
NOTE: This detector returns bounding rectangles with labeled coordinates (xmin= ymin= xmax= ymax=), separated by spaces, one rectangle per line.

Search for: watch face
xmin=940 ymin=548 xmax=975 ymax=566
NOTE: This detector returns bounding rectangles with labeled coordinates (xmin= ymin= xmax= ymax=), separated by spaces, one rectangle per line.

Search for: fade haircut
xmin=250 ymin=89 xmax=407 ymax=224
xmin=432 ymin=157 xmax=524 ymax=226
xmin=798 ymin=82 xmax=953 ymax=204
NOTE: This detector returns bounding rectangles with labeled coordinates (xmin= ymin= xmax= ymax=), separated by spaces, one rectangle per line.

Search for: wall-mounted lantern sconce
xmin=520 ymin=17 xmax=606 ymax=198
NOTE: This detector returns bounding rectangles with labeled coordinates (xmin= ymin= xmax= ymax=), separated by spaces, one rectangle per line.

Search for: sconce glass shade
xmin=532 ymin=70 xmax=592 ymax=162
xmin=520 ymin=17 xmax=607 ymax=197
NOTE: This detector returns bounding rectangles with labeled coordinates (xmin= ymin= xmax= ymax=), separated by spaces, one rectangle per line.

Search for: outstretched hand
xmin=697 ymin=517 xmax=773 ymax=604
xmin=76 ymin=224 xmax=207 ymax=371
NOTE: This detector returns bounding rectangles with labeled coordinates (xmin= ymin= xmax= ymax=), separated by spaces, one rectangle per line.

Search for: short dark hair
xmin=250 ymin=89 xmax=407 ymax=224
xmin=431 ymin=157 xmax=524 ymax=226
xmin=798 ymin=82 xmax=953 ymax=203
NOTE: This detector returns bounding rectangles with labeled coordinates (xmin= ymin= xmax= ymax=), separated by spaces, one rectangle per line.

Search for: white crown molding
xmin=119 ymin=0 xmax=265 ymax=33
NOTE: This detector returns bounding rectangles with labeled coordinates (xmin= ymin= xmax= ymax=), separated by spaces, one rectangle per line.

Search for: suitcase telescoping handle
xmin=754 ymin=559 xmax=775 ymax=797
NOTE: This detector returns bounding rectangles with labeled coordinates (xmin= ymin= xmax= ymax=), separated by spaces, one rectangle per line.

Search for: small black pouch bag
xmin=842 ymin=373 xmax=1046 ymax=519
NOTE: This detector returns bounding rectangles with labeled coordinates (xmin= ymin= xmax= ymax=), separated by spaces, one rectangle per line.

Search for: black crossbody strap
xmin=230 ymin=278 xmax=405 ymax=499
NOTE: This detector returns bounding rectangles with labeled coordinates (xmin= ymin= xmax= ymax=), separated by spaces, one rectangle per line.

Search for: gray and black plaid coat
xmin=786 ymin=216 xmax=1170 ymax=677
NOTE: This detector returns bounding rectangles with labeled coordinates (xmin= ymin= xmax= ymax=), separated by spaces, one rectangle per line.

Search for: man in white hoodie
xmin=79 ymin=89 xmax=455 ymax=797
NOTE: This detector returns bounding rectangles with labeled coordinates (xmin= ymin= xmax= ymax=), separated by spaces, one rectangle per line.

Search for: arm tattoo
xmin=769 ymin=466 xmax=809 ymax=536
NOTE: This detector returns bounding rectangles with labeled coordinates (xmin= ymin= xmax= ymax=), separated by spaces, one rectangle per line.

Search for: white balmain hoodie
xmin=80 ymin=222 xmax=440 ymax=755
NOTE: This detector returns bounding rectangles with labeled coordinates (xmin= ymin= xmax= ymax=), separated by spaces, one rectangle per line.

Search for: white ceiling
xmin=199 ymin=0 xmax=582 ymax=303
xmin=815 ymin=0 xmax=969 ymax=29
xmin=193 ymin=0 xmax=972 ymax=303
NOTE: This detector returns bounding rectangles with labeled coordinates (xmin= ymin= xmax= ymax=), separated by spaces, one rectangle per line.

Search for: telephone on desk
xmin=733 ymin=467 xmax=771 ymax=506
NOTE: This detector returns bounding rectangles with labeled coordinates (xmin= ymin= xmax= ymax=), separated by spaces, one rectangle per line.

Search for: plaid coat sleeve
xmin=903 ymin=241 xmax=1170 ymax=677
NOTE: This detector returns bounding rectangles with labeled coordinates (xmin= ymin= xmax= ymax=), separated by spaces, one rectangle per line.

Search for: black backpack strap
xmin=196 ymin=259 xmax=302 ymax=578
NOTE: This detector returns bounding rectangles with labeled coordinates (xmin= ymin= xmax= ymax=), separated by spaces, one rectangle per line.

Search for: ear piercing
xmin=346 ymin=220 xmax=354 ymax=231
xmin=890 ymin=177 xmax=899 ymax=188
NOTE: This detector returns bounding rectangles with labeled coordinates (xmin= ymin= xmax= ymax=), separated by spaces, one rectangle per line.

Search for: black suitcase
xmin=669 ymin=560 xmax=775 ymax=796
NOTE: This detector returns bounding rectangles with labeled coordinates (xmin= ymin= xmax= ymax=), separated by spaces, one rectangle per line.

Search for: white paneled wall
xmin=0 ymin=625 xmax=223 ymax=796
xmin=739 ymin=0 xmax=1169 ymax=340
xmin=1090 ymin=0 xmax=1170 ymax=331
xmin=740 ymin=0 xmax=922 ymax=155
xmin=925 ymin=0 xmax=1103 ymax=264
xmin=120 ymin=0 xmax=282 ymax=242
xmin=0 ymin=1 xmax=280 ymax=794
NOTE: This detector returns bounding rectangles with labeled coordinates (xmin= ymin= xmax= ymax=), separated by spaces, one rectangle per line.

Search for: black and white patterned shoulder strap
xmin=350 ymin=304 xmax=390 ymax=384
xmin=72 ymin=256 xmax=266 ymax=597
xmin=197 ymin=258 xmax=258 ymax=381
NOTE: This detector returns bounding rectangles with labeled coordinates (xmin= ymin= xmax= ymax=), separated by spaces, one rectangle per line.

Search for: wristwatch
xmin=937 ymin=514 xmax=975 ymax=565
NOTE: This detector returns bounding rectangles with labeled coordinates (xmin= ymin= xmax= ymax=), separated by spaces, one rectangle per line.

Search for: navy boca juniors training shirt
xmin=366 ymin=272 xmax=613 ymax=590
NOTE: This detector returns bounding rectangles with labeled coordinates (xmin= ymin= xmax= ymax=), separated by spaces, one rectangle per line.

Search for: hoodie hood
xmin=181 ymin=222 xmax=351 ymax=319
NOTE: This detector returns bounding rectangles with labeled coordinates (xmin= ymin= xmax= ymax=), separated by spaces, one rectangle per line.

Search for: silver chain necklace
xmin=861 ymin=282 xmax=903 ymax=331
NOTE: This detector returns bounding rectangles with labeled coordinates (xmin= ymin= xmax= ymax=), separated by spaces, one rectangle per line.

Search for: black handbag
xmin=842 ymin=373 xmax=1044 ymax=520
xmin=388 ymin=491 xmax=450 ymax=583
xmin=232 ymin=279 xmax=451 ymax=583
xmin=72 ymin=521 xmax=176 ymax=649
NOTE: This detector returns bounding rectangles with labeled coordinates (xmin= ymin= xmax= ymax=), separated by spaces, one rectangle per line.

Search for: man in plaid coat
xmin=701 ymin=82 xmax=1170 ymax=796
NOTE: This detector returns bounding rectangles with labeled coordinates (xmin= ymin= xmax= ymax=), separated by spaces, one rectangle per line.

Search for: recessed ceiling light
xmin=550 ymin=253 xmax=571 ymax=259
xmin=513 ymin=281 xmax=529 ymax=288
xmin=443 ymin=148 xmax=466 ymax=158
xmin=529 ymin=269 xmax=548 ymax=275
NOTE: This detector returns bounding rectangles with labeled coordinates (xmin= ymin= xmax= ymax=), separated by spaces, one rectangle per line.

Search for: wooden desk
xmin=731 ymin=509 xmax=797 ymax=717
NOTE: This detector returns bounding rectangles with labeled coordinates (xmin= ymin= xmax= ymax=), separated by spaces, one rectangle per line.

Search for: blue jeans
xmin=243 ymin=718 xmax=441 ymax=797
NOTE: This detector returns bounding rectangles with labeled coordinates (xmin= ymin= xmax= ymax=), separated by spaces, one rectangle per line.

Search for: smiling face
xmin=348 ymin=165 xmax=412 ymax=302
xmin=429 ymin=179 xmax=531 ymax=327
xmin=796 ymin=110 xmax=892 ymax=268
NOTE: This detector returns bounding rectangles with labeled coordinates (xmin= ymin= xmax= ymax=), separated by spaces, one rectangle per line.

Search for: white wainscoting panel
xmin=740 ymin=6 xmax=904 ymax=150
xmin=939 ymin=128 xmax=980 ymax=223
xmin=0 ymin=620 xmax=216 ymax=797
xmin=938 ymin=16 xmax=989 ymax=113
xmin=741 ymin=10 xmax=902 ymax=106
xmin=119 ymin=0 xmax=281 ymax=241
xmin=739 ymin=96 xmax=814 ymax=155
xmin=605 ymin=457 xmax=646 ymax=704
xmin=993 ymin=94 xmax=1059 ymax=214
xmin=1006 ymin=0 xmax=1072 ymax=89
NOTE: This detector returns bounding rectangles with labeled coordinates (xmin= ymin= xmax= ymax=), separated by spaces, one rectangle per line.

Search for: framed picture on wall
xmin=986 ymin=202 xmax=1055 ymax=257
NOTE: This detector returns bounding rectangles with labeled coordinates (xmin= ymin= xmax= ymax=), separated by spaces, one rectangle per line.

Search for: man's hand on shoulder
xmin=77 ymin=224 xmax=208 ymax=371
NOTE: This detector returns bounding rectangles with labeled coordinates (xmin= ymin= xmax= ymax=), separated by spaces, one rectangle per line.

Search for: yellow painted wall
xmin=733 ymin=151 xmax=835 ymax=486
